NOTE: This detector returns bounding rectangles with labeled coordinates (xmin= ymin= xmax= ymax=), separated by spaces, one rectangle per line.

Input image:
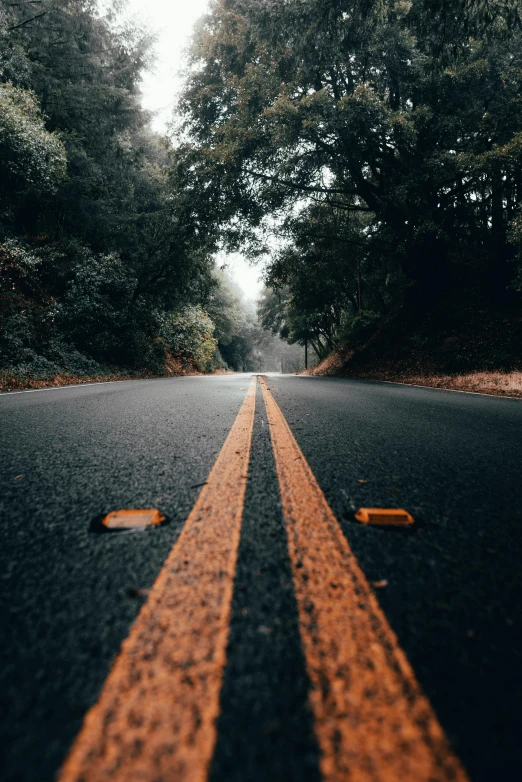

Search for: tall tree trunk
xmin=357 ymin=258 xmax=363 ymax=311
xmin=491 ymin=171 xmax=505 ymax=247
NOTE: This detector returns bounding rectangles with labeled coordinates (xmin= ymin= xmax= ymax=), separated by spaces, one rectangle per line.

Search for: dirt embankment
xmin=305 ymin=305 xmax=522 ymax=398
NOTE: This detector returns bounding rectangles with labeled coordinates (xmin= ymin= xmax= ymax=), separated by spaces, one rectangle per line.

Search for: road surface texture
xmin=1 ymin=373 xmax=521 ymax=781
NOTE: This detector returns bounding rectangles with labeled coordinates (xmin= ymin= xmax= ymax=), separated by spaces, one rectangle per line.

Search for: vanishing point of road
xmin=1 ymin=373 xmax=521 ymax=781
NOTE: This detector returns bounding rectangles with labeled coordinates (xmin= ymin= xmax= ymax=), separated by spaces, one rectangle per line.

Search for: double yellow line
xmin=59 ymin=377 xmax=468 ymax=782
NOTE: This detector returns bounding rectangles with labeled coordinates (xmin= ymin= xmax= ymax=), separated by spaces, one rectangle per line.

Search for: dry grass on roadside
xmin=0 ymin=371 xmax=144 ymax=394
xmin=398 ymin=371 xmax=522 ymax=397
xmin=305 ymin=359 xmax=522 ymax=398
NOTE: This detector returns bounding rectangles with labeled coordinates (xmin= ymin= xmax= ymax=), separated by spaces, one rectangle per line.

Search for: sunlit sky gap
xmin=123 ymin=0 xmax=264 ymax=300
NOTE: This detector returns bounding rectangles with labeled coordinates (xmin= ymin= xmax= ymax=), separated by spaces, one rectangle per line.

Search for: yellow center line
xmin=59 ymin=378 xmax=257 ymax=782
xmin=259 ymin=376 xmax=469 ymax=782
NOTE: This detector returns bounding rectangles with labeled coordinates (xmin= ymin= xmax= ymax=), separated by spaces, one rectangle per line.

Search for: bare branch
xmin=244 ymin=168 xmax=349 ymax=196
xmin=8 ymin=11 xmax=47 ymax=30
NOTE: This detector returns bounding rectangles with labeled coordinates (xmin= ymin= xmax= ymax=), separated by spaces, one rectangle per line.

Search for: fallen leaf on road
xmin=372 ymin=579 xmax=389 ymax=589
xmin=14 ymin=474 xmax=24 ymax=480
xmin=357 ymin=479 xmax=368 ymax=483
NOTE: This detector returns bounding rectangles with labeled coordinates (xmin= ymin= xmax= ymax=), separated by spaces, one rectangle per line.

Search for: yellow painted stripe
xmin=259 ymin=376 xmax=468 ymax=782
xmin=59 ymin=378 xmax=257 ymax=782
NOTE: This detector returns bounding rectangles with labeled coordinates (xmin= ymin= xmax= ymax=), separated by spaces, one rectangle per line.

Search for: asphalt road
xmin=1 ymin=374 xmax=521 ymax=781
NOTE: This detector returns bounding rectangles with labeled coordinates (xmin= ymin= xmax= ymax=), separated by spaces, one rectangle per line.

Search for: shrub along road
xmin=0 ymin=375 xmax=521 ymax=781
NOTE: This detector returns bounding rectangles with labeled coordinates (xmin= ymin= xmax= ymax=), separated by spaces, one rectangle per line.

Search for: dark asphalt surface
xmin=1 ymin=374 xmax=522 ymax=781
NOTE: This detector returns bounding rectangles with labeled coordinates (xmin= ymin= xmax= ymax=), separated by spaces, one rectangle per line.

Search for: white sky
xmin=124 ymin=0 xmax=264 ymax=300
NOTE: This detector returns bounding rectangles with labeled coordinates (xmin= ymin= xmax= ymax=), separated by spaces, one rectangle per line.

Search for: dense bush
xmin=0 ymin=238 xmax=165 ymax=377
xmin=0 ymin=84 xmax=66 ymax=198
xmin=0 ymin=2 xmax=223 ymax=382
xmin=160 ymin=306 xmax=218 ymax=372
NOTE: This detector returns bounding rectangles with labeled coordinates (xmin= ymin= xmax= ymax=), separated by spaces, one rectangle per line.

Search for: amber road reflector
xmin=355 ymin=507 xmax=414 ymax=526
xmin=101 ymin=508 xmax=165 ymax=530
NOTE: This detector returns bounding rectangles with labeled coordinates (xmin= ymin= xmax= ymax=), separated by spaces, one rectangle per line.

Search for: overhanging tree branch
xmin=245 ymin=168 xmax=373 ymax=212
xmin=244 ymin=168 xmax=349 ymax=196
xmin=8 ymin=11 xmax=47 ymax=30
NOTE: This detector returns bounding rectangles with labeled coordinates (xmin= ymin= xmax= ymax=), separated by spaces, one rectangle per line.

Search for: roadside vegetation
xmin=389 ymin=372 xmax=522 ymax=398
xmin=3 ymin=1 xmax=521 ymax=392
xmin=0 ymin=0 xmax=296 ymax=392
xmin=176 ymin=0 xmax=522 ymax=385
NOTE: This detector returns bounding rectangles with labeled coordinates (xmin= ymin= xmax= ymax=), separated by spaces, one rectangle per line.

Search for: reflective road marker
xmin=259 ymin=376 xmax=468 ymax=782
xmin=101 ymin=508 xmax=166 ymax=530
xmin=59 ymin=378 xmax=256 ymax=782
xmin=355 ymin=507 xmax=415 ymax=526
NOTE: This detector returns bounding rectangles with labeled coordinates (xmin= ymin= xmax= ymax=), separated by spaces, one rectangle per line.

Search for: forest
xmin=0 ymin=0 xmax=302 ymax=389
xmin=2 ymin=0 xmax=522 ymax=389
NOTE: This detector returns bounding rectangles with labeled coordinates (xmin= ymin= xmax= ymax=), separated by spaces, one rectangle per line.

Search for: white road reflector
xmin=355 ymin=507 xmax=414 ymax=526
xmin=101 ymin=509 xmax=166 ymax=531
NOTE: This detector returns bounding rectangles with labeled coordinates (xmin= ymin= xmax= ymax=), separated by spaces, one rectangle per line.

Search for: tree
xmin=160 ymin=306 xmax=218 ymax=372
xmin=179 ymin=0 xmax=522 ymax=315
xmin=0 ymin=1 xmax=220 ymax=380
xmin=0 ymin=83 xmax=66 ymax=203
xmin=259 ymin=286 xmax=332 ymax=361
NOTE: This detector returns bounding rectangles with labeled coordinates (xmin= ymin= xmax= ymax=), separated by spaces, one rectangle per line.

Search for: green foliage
xmin=197 ymin=267 xmax=300 ymax=371
xmin=508 ymin=214 xmax=522 ymax=292
xmin=0 ymin=1 xmax=220 ymax=380
xmin=178 ymin=0 xmax=522 ymax=361
xmin=259 ymin=286 xmax=332 ymax=360
xmin=160 ymin=306 xmax=218 ymax=372
xmin=0 ymin=238 xmax=48 ymax=365
xmin=0 ymin=238 xmax=102 ymax=377
xmin=0 ymin=84 xmax=67 ymax=197
xmin=202 ymin=268 xmax=270 ymax=370
xmin=53 ymin=246 xmax=146 ymax=366
xmin=0 ymin=237 xmax=159 ymax=372
xmin=4 ymin=0 xmax=522 ymax=382
xmin=339 ymin=310 xmax=382 ymax=345
xmin=204 ymin=267 xmax=245 ymax=343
